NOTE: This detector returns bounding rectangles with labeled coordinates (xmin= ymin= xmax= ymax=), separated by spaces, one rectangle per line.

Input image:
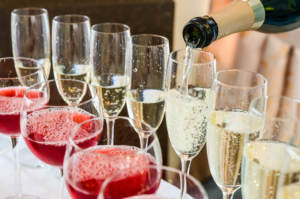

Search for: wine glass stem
xmin=180 ymin=157 xmax=192 ymax=199
xmin=222 ymin=191 xmax=234 ymax=199
xmin=138 ymin=134 xmax=149 ymax=150
xmin=11 ymin=137 xmax=22 ymax=199
xmin=222 ymin=187 xmax=237 ymax=199
xmin=106 ymin=119 xmax=115 ymax=145
xmin=59 ymin=169 xmax=64 ymax=199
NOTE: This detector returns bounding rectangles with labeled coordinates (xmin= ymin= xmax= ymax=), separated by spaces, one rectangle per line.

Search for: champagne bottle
xmin=183 ymin=0 xmax=300 ymax=48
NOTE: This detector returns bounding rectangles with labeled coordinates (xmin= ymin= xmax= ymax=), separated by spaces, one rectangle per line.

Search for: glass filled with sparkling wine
xmin=0 ymin=57 xmax=48 ymax=199
xmin=52 ymin=15 xmax=91 ymax=105
xmin=64 ymin=116 xmax=162 ymax=199
xmin=207 ymin=69 xmax=267 ymax=199
xmin=127 ymin=34 xmax=169 ymax=148
xmin=90 ymin=23 xmax=131 ymax=145
xmin=165 ymin=48 xmax=215 ymax=198
xmin=241 ymin=96 xmax=300 ymax=199
xmin=98 ymin=166 xmax=208 ymax=199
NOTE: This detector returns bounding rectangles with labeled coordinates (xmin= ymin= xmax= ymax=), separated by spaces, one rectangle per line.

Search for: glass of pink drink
xmin=64 ymin=116 xmax=162 ymax=199
xmin=0 ymin=57 xmax=48 ymax=199
xmin=100 ymin=166 xmax=209 ymax=199
xmin=21 ymin=79 xmax=103 ymax=169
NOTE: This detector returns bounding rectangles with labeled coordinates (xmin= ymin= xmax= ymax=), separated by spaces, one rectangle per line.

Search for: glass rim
xmin=214 ymin=69 xmax=268 ymax=90
xmin=24 ymin=79 xmax=99 ymax=109
xmin=99 ymin=165 xmax=208 ymax=199
xmin=53 ymin=14 xmax=90 ymax=24
xmin=0 ymin=57 xmax=44 ymax=80
xmin=91 ymin=23 xmax=130 ymax=34
xmin=131 ymin=34 xmax=169 ymax=48
xmin=11 ymin=7 xmax=48 ymax=16
xmin=169 ymin=48 xmax=215 ymax=66
xmin=69 ymin=116 xmax=157 ymax=151
xmin=250 ymin=95 xmax=300 ymax=119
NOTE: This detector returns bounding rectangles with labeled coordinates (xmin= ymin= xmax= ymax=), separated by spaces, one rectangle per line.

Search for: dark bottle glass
xmin=183 ymin=0 xmax=300 ymax=48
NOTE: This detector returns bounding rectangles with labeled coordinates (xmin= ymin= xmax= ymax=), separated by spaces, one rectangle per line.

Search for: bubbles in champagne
xmin=166 ymin=88 xmax=215 ymax=158
xmin=242 ymin=142 xmax=300 ymax=199
xmin=207 ymin=111 xmax=264 ymax=188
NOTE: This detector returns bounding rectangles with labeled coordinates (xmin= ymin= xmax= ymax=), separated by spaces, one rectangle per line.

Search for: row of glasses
xmin=10 ymin=6 xmax=171 ymax=148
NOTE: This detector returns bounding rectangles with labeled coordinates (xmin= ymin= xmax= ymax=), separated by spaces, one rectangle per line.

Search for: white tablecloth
xmin=0 ymin=139 xmax=181 ymax=199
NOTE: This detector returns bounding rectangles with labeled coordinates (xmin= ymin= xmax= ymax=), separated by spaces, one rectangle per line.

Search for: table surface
xmin=0 ymin=138 xmax=195 ymax=199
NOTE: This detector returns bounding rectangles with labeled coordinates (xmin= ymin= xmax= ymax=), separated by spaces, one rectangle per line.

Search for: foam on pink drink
xmin=23 ymin=108 xmax=100 ymax=167
xmin=65 ymin=146 xmax=161 ymax=199
xmin=0 ymin=87 xmax=46 ymax=137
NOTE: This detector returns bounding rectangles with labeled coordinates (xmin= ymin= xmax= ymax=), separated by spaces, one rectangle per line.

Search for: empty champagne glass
xmin=166 ymin=49 xmax=215 ymax=198
xmin=0 ymin=57 xmax=47 ymax=199
xmin=11 ymin=8 xmax=51 ymax=78
xmin=241 ymin=96 xmax=300 ymax=199
xmin=52 ymin=15 xmax=91 ymax=105
xmin=99 ymin=165 xmax=208 ymax=199
xmin=128 ymin=34 xmax=169 ymax=148
xmin=207 ymin=69 xmax=267 ymax=199
xmin=91 ymin=23 xmax=131 ymax=145
xmin=64 ymin=116 xmax=162 ymax=199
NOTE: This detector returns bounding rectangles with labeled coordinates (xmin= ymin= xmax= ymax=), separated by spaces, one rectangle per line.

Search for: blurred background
xmin=0 ymin=0 xmax=299 ymax=198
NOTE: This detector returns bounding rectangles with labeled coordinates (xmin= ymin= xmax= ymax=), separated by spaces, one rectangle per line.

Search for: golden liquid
xmin=207 ymin=111 xmax=263 ymax=188
xmin=242 ymin=142 xmax=300 ymax=199
xmin=127 ymin=89 xmax=165 ymax=130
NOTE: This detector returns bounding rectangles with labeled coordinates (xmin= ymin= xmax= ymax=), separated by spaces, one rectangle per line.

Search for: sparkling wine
xmin=183 ymin=0 xmax=300 ymax=48
xmin=166 ymin=88 xmax=215 ymax=159
xmin=65 ymin=146 xmax=160 ymax=199
xmin=15 ymin=58 xmax=51 ymax=79
xmin=278 ymin=183 xmax=300 ymax=199
xmin=54 ymin=64 xmax=90 ymax=104
xmin=54 ymin=64 xmax=90 ymax=82
xmin=242 ymin=142 xmax=300 ymax=199
xmin=23 ymin=108 xmax=100 ymax=167
xmin=207 ymin=111 xmax=264 ymax=188
xmin=92 ymin=75 xmax=128 ymax=117
xmin=0 ymin=87 xmax=47 ymax=137
xmin=127 ymin=89 xmax=165 ymax=130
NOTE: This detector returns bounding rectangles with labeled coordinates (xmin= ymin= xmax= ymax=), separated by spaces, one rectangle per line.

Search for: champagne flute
xmin=64 ymin=116 xmax=162 ymax=199
xmin=241 ymin=96 xmax=300 ymax=199
xmin=207 ymin=69 xmax=267 ymax=199
xmin=52 ymin=15 xmax=91 ymax=105
xmin=0 ymin=57 xmax=47 ymax=199
xmin=91 ymin=23 xmax=131 ymax=145
xmin=11 ymin=8 xmax=51 ymax=79
xmin=166 ymin=49 xmax=215 ymax=197
xmin=128 ymin=34 xmax=169 ymax=148
xmin=99 ymin=165 xmax=209 ymax=199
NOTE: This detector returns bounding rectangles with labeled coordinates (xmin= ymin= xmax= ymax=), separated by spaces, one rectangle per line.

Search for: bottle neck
xmin=212 ymin=0 xmax=265 ymax=39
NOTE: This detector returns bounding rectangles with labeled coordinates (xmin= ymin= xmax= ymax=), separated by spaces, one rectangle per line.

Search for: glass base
xmin=6 ymin=194 xmax=40 ymax=199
